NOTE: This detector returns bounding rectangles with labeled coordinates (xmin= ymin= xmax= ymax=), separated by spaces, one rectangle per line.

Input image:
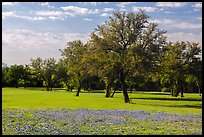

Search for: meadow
xmin=2 ymin=88 xmax=202 ymax=135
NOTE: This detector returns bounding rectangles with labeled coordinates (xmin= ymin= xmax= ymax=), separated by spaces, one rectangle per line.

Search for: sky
xmin=2 ymin=2 xmax=202 ymax=65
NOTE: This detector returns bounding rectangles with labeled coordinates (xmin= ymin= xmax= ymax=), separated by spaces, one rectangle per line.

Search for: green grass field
xmin=2 ymin=87 xmax=202 ymax=114
xmin=2 ymin=88 xmax=202 ymax=135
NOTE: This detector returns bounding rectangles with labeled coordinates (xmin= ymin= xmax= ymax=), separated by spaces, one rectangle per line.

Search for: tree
xmin=5 ymin=64 xmax=25 ymax=88
xmin=160 ymin=42 xmax=201 ymax=97
xmin=56 ymin=59 xmax=73 ymax=91
xmin=2 ymin=63 xmax=9 ymax=87
xmin=89 ymin=11 xmax=166 ymax=103
xmin=19 ymin=64 xmax=32 ymax=88
xmin=30 ymin=57 xmax=57 ymax=91
xmin=60 ymin=40 xmax=90 ymax=96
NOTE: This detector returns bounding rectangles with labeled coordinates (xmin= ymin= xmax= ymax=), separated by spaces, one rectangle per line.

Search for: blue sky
xmin=2 ymin=2 xmax=202 ymax=65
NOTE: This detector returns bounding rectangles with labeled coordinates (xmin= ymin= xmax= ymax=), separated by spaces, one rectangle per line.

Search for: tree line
xmin=2 ymin=11 xmax=202 ymax=103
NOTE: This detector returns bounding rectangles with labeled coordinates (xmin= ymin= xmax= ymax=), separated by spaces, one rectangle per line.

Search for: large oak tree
xmin=89 ymin=11 xmax=166 ymax=103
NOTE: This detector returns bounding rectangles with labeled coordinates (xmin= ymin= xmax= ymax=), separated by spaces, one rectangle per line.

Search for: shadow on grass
xmin=148 ymin=104 xmax=202 ymax=109
xmin=129 ymin=99 xmax=202 ymax=109
xmin=130 ymin=97 xmax=202 ymax=102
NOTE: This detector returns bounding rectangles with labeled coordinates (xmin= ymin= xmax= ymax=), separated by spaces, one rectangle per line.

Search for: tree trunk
xmin=46 ymin=86 xmax=49 ymax=91
xmin=76 ymin=85 xmax=81 ymax=96
xmin=120 ymin=71 xmax=130 ymax=103
xmin=105 ymin=84 xmax=111 ymax=97
xmin=16 ymin=79 xmax=19 ymax=88
xmin=196 ymin=81 xmax=201 ymax=96
xmin=171 ymin=88 xmax=173 ymax=96
xmin=179 ymin=79 xmax=184 ymax=98
xmin=180 ymin=84 xmax=184 ymax=98
xmin=111 ymin=90 xmax=116 ymax=98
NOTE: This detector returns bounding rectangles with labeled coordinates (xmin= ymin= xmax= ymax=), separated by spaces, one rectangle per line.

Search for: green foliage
xmin=159 ymin=42 xmax=202 ymax=97
xmin=89 ymin=11 xmax=167 ymax=102
xmin=30 ymin=57 xmax=59 ymax=91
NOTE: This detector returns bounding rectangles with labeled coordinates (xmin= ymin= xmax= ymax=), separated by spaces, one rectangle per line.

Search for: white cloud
xmin=197 ymin=17 xmax=202 ymax=20
xmin=82 ymin=2 xmax=109 ymax=5
xmin=132 ymin=6 xmax=157 ymax=12
xmin=60 ymin=6 xmax=89 ymax=16
xmin=84 ymin=18 xmax=93 ymax=21
xmin=21 ymin=16 xmax=46 ymax=21
xmin=117 ymin=2 xmax=135 ymax=11
xmin=2 ymin=11 xmax=16 ymax=19
xmin=103 ymin=8 xmax=114 ymax=12
xmin=2 ymin=11 xmax=46 ymax=21
xmin=36 ymin=11 xmax=64 ymax=16
xmin=41 ymin=2 xmax=55 ymax=9
xmin=165 ymin=32 xmax=202 ymax=48
xmin=89 ymin=2 xmax=97 ymax=5
xmin=41 ymin=2 xmax=49 ymax=6
xmin=193 ymin=8 xmax=201 ymax=12
xmin=164 ymin=11 xmax=176 ymax=14
xmin=175 ymin=22 xmax=202 ymax=29
xmin=2 ymin=29 xmax=89 ymax=65
xmin=117 ymin=2 xmax=135 ymax=8
xmin=149 ymin=19 xmax=202 ymax=29
xmin=155 ymin=2 xmax=186 ymax=7
xmin=150 ymin=19 xmax=174 ymax=25
xmin=192 ymin=3 xmax=202 ymax=8
xmin=101 ymin=13 xmax=112 ymax=17
xmin=88 ymin=9 xmax=99 ymax=14
xmin=48 ymin=16 xmax=64 ymax=21
xmin=2 ymin=2 xmax=18 ymax=6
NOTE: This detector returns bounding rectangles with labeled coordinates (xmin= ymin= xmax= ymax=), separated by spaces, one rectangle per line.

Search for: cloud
xmin=2 ymin=2 xmax=19 ymax=6
xmin=197 ymin=17 xmax=202 ymax=20
xmin=155 ymin=2 xmax=186 ymax=7
xmin=82 ymin=2 xmax=109 ymax=5
xmin=101 ymin=13 xmax=112 ymax=17
xmin=117 ymin=2 xmax=136 ymax=11
xmin=2 ymin=11 xmax=46 ymax=21
xmin=149 ymin=19 xmax=202 ymax=30
xmin=192 ymin=2 xmax=202 ymax=12
xmin=165 ymin=32 xmax=202 ymax=48
xmin=175 ymin=22 xmax=202 ymax=29
xmin=83 ymin=18 xmax=93 ymax=21
xmin=132 ymin=6 xmax=157 ymax=12
xmin=2 ymin=29 xmax=89 ymax=65
xmin=41 ymin=2 xmax=55 ymax=9
xmin=192 ymin=3 xmax=202 ymax=8
xmin=90 ymin=2 xmax=97 ymax=5
xmin=2 ymin=11 xmax=16 ymax=19
xmin=48 ymin=16 xmax=64 ymax=20
xmin=164 ymin=11 xmax=176 ymax=14
xmin=150 ymin=19 xmax=174 ymax=25
xmin=20 ymin=16 xmax=46 ymax=21
xmin=60 ymin=6 xmax=89 ymax=16
xmin=88 ymin=9 xmax=99 ymax=14
xmin=103 ymin=8 xmax=114 ymax=12
xmin=36 ymin=11 xmax=64 ymax=16
xmin=193 ymin=8 xmax=201 ymax=12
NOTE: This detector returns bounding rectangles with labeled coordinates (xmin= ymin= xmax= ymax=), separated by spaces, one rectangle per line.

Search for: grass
xmin=2 ymin=87 xmax=202 ymax=114
xmin=2 ymin=87 xmax=202 ymax=135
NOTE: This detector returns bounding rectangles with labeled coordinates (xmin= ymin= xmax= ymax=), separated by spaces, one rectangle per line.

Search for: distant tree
xmin=30 ymin=57 xmax=57 ymax=91
xmin=2 ymin=63 xmax=9 ymax=87
xmin=5 ymin=64 xmax=25 ymax=88
xmin=19 ymin=64 xmax=32 ymax=88
xmin=160 ymin=42 xmax=201 ymax=97
xmin=56 ymin=59 xmax=73 ymax=91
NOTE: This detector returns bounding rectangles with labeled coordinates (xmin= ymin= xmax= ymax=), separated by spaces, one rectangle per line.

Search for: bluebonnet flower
xmin=2 ymin=108 xmax=202 ymax=135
